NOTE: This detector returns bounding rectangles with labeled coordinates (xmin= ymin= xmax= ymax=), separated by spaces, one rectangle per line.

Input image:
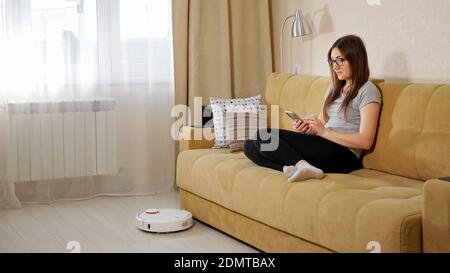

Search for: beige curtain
xmin=172 ymin=0 xmax=273 ymax=108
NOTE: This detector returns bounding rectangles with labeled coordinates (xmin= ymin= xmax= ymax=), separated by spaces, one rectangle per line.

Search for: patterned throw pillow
xmin=210 ymin=95 xmax=264 ymax=149
xmin=225 ymin=109 xmax=267 ymax=152
xmin=229 ymin=140 xmax=246 ymax=153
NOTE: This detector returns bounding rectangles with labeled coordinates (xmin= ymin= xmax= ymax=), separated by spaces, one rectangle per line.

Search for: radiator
xmin=7 ymin=100 xmax=118 ymax=182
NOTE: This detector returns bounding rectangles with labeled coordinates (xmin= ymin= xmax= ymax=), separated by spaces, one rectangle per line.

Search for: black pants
xmin=244 ymin=129 xmax=362 ymax=173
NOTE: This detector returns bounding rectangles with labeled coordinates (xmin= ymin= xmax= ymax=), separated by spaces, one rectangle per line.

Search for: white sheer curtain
xmin=0 ymin=0 xmax=175 ymax=208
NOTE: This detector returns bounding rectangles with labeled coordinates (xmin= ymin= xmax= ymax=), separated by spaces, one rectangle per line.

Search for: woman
xmin=244 ymin=35 xmax=382 ymax=182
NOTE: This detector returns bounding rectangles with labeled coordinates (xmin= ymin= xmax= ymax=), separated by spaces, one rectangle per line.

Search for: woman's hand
xmin=293 ymin=119 xmax=309 ymax=134
xmin=303 ymin=115 xmax=326 ymax=136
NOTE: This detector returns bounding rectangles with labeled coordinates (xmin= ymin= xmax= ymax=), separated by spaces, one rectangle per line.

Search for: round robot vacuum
xmin=136 ymin=208 xmax=193 ymax=233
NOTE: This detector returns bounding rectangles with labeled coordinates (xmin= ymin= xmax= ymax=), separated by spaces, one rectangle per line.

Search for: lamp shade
xmin=291 ymin=9 xmax=310 ymax=37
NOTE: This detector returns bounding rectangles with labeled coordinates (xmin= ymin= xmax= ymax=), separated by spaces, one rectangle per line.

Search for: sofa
xmin=176 ymin=73 xmax=450 ymax=253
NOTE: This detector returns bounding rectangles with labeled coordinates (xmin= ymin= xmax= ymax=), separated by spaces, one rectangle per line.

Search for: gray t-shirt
xmin=324 ymin=81 xmax=382 ymax=158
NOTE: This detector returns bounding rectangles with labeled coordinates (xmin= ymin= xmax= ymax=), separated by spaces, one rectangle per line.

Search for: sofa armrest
xmin=423 ymin=177 xmax=450 ymax=252
xmin=179 ymin=126 xmax=215 ymax=153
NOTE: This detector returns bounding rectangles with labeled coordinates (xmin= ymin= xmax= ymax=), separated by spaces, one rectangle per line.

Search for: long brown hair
xmin=323 ymin=35 xmax=370 ymax=121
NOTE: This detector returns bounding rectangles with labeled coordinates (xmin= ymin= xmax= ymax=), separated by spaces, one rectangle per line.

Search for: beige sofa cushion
xmin=363 ymin=83 xmax=450 ymax=180
xmin=266 ymin=74 xmax=331 ymax=129
xmin=177 ymin=149 xmax=423 ymax=252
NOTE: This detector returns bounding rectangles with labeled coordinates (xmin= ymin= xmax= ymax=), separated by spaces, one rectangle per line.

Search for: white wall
xmin=272 ymin=0 xmax=450 ymax=83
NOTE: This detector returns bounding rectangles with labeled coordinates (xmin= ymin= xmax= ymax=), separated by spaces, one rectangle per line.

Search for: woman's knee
xmin=243 ymin=139 xmax=255 ymax=155
xmin=253 ymin=128 xmax=279 ymax=145
xmin=249 ymin=128 xmax=268 ymax=142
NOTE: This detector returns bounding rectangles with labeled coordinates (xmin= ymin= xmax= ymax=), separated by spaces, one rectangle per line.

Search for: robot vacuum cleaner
xmin=136 ymin=208 xmax=193 ymax=233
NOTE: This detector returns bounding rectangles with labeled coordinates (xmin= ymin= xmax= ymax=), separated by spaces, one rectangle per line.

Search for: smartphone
xmin=285 ymin=110 xmax=303 ymax=122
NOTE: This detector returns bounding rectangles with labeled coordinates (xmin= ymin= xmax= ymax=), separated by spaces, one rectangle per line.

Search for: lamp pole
xmin=280 ymin=14 xmax=296 ymax=73
xmin=279 ymin=9 xmax=311 ymax=73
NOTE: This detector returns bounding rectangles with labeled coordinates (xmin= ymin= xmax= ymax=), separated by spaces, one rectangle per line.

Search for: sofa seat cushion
xmin=177 ymin=149 xmax=424 ymax=253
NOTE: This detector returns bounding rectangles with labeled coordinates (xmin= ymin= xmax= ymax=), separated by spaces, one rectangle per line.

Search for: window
xmin=110 ymin=0 xmax=173 ymax=82
xmin=0 ymin=0 xmax=172 ymax=84
xmin=31 ymin=0 xmax=98 ymax=65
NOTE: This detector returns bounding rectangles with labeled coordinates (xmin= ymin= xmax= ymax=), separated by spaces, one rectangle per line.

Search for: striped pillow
xmin=225 ymin=109 xmax=267 ymax=152
xmin=224 ymin=110 xmax=265 ymax=141
xmin=210 ymin=95 xmax=262 ymax=148
xmin=224 ymin=108 xmax=267 ymax=153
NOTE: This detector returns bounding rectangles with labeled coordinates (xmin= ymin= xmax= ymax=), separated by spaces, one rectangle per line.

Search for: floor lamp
xmin=280 ymin=9 xmax=311 ymax=73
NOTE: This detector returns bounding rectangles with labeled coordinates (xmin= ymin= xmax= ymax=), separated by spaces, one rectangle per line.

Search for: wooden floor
xmin=0 ymin=190 xmax=259 ymax=253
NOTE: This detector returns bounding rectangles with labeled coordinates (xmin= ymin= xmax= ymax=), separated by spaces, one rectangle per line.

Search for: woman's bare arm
xmin=318 ymin=103 xmax=381 ymax=150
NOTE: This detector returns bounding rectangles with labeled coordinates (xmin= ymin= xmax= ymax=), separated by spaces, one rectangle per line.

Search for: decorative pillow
xmin=229 ymin=140 xmax=246 ymax=153
xmin=224 ymin=109 xmax=267 ymax=152
xmin=210 ymin=95 xmax=264 ymax=149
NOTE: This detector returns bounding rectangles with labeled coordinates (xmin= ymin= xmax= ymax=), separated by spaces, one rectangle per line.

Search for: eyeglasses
xmin=328 ymin=57 xmax=347 ymax=67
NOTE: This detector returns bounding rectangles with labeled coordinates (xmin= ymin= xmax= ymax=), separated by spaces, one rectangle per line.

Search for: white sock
xmin=288 ymin=161 xmax=324 ymax=182
xmin=283 ymin=166 xmax=296 ymax=178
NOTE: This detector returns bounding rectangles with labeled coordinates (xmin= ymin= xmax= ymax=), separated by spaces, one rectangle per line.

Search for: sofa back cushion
xmin=363 ymin=83 xmax=450 ymax=181
xmin=265 ymin=74 xmax=330 ymax=129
